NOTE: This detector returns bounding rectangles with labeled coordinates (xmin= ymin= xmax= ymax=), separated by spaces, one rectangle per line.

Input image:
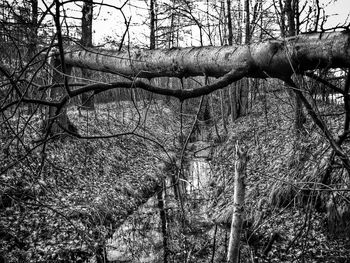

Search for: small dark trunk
xmin=294 ymin=92 xmax=306 ymax=133
xmin=27 ymin=0 xmax=39 ymax=114
xmin=240 ymin=78 xmax=249 ymax=116
xmin=150 ymin=0 xmax=156 ymax=49
xmin=244 ymin=0 xmax=250 ymax=44
xmin=47 ymin=54 xmax=72 ymax=135
xmin=230 ymin=84 xmax=238 ymax=122
xmin=80 ymin=71 xmax=94 ymax=110
xmin=80 ymin=0 xmax=95 ymax=110
xmin=226 ymin=0 xmax=233 ymax=45
xmin=285 ymin=0 xmax=306 ymax=134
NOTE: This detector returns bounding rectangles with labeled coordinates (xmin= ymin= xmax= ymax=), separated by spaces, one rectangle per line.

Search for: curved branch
xmin=71 ymin=68 xmax=247 ymax=101
xmin=0 ymin=98 xmax=61 ymax=113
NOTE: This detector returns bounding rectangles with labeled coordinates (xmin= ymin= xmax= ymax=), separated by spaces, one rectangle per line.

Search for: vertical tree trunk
xmin=243 ymin=0 xmax=250 ymax=44
xmin=220 ymin=89 xmax=228 ymax=134
xmin=294 ymin=76 xmax=306 ymax=133
xmin=46 ymin=1 xmax=77 ymax=136
xmin=28 ymin=0 xmax=38 ymax=57
xmin=150 ymin=9 xmax=168 ymax=261
xmin=27 ymin=0 xmax=38 ymax=114
xmin=229 ymin=0 xmax=250 ymax=121
xmin=48 ymin=54 xmax=72 ymax=134
xmin=150 ymin=0 xmax=156 ymax=49
xmin=226 ymin=0 xmax=236 ymax=122
xmin=240 ymin=0 xmax=250 ymax=117
xmin=240 ymin=78 xmax=249 ymax=116
xmin=236 ymin=80 xmax=242 ymax=117
xmin=230 ymin=83 xmax=237 ymax=122
xmin=227 ymin=144 xmax=248 ymax=263
xmin=237 ymin=0 xmax=242 ymax=44
xmin=278 ymin=0 xmax=286 ymax=37
xmin=226 ymin=0 xmax=233 ymax=45
xmin=285 ymin=0 xmax=296 ymax=36
xmin=284 ymin=0 xmax=306 ymax=134
xmin=295 ymin=0 xmax=300 ymax=34
xmin=80 ymin=0 xmax=94 ymax=110
xmin=198 ymin=95 xmax=211 ymax=125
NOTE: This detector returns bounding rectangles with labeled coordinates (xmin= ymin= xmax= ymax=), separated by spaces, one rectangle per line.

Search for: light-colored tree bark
xmin=227 ymin=144 xmax=248 ymax=263
xmin=63 ymin=31 xmax=350 ymax=84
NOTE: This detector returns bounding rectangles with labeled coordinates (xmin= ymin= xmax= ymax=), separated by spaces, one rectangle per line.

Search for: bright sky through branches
xmin=90 ymin=0 xmax=350 ymax=47
xmin=33 ymin=0 xmax=350 ymax=47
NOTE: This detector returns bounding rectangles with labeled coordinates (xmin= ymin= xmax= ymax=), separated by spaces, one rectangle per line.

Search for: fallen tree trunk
xmin=64 ymin=31 xmax=350 ymax=81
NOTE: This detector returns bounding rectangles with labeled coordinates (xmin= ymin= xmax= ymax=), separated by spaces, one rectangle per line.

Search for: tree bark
xmin=230 ymin=84 xmax=237 ymax=122
xmin=80 ymin=0 xmax=94 ymax=110
xmin=239 ymin=0 xmax=250 ymax=117
xmin=284 ymin=0 xmax=306 ymax=134
xmin=48 ymin=52 xmax=72 ymax=134
xmin=150 ymin=0 xmax=156 ymax=50
xmin=240 ymin=78 xmax=249 ymax=116
xmin=226 ymin=0 xmax=233 ymax=45
xmin=293 ymin=75 xmax=307 ymax=133
xmin=63 ymin=31 xmax=350 ymax=82
xmin=285 ymin=0 xmax=296 ymax=36
xmin=244 ymin=0 xmax=250 ymax=44
xmin=227 ymin=144 xmax=248 ymax=263
xmin=27 ymin=0 xmax=38 ymax=114
xmin=220 ymin=89 xmax=228 ymax=133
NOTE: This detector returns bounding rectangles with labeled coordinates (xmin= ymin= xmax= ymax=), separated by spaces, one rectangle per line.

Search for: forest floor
xmin=1 ymin=90 xmax=350 ymax=262
xmin=209 ymin=89 xmax=350 ymax=262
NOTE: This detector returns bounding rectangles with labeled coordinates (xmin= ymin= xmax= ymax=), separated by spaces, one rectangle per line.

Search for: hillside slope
xmin=209 ymin=89 xmax=350 ymax=262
